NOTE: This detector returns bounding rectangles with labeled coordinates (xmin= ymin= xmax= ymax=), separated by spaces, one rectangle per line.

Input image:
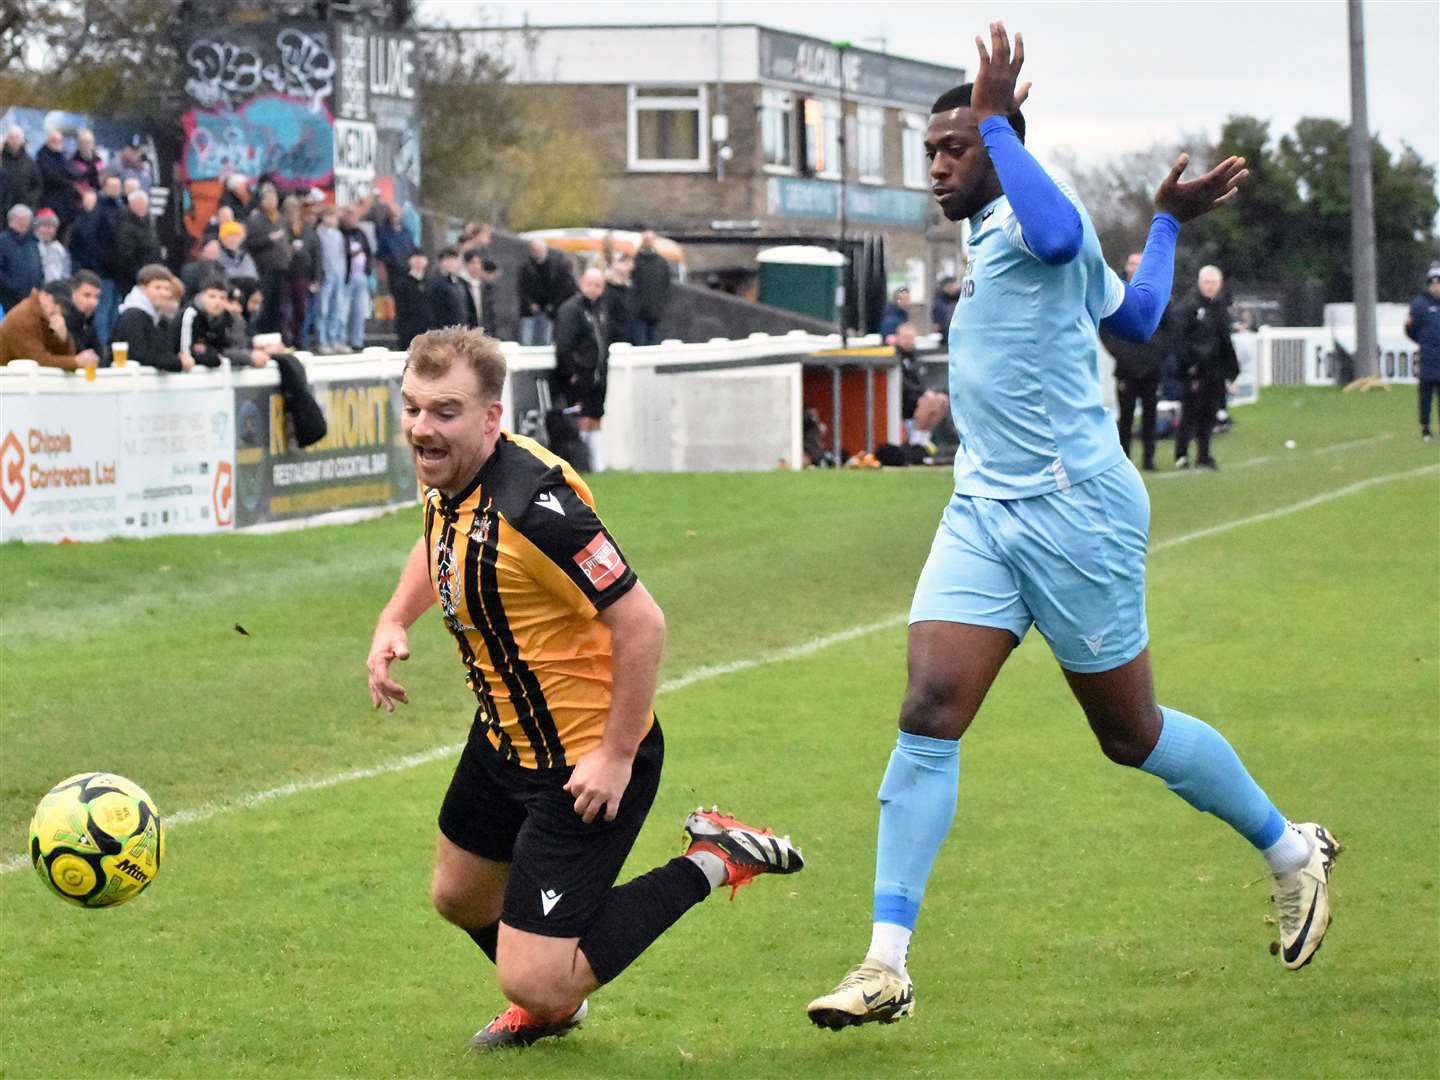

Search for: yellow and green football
xmin=29 ymin=773 xmax=163 ymax=908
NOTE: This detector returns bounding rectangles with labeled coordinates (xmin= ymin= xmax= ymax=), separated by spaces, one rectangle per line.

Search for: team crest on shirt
xmin=574 ymin=532 xmax=626 ymax=590
xmin=468 ymin=514 xmax=491 ymax=545
xmin=434 ymin=533 xmax=475 ymax=632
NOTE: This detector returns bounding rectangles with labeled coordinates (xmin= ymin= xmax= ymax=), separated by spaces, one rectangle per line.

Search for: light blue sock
xmin=1142 ymin=706 xmax=1287 ymax=849
xmin=873 ymin=731 xmax=960 ymax=932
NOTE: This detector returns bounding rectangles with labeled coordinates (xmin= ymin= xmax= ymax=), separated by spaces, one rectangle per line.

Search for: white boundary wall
xmin=0 ymin=332 xmax=845 ymax=543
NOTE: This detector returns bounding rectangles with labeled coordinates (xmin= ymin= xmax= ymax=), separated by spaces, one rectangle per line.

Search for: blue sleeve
xmin=978 ymin=115 xmax=1082 ymax=266
xmin=1101 ymin=214 xmax=1181 ymax=342
xmin=1405 ymin=298 xmax=1424 ymax=343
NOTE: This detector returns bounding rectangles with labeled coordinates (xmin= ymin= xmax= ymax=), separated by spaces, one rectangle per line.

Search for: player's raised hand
xmin=970 ymin=20 xmax=1032 ymax=121
xmin=1154 ymin=152 xmax=1249 ymax=222
xmin=367 ymin=623 xmax=411 ymax=711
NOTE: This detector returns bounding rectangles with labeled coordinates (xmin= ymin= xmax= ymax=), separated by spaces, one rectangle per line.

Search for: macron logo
xmin=1082 ymin=633 xmax=1105 ymax=657
xmin=535 ymin=492 xmax=565 ymax=516
xmin=540 ymin=888 xmax=563 ymax=916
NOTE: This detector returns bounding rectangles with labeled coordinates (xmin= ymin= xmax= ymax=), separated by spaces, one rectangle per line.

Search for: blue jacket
xmin=1406 ymin=293 xmax=1440 ymax=380
xmin=879 ymin=302 xmax=909 ymax=338
xmin=0 ymin=227 xmax=43 ymax=313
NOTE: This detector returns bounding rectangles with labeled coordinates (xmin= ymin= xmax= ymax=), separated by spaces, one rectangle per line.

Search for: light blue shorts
xmin=909 ymin=462 xmax=1150 ymax=673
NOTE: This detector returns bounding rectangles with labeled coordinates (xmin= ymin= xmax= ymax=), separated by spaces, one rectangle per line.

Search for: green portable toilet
xmin=757 ymin=246 xmax=846 ymax=321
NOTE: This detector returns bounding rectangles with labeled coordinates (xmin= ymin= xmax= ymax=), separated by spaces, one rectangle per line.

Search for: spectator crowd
xmin=1 ymin=125 xmax=676 ymax=402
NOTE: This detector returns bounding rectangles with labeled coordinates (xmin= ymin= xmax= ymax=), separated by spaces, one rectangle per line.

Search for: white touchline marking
xmin=1150 ymin=464 xmax=1437 ymax=552
xmin=1310 ymin=432 xmax=1394 ymax=455
xmin=1149 ymin=431 xmax=1396 ymax=481
xmin=5 ymin=461 xmax=1436 ymax=878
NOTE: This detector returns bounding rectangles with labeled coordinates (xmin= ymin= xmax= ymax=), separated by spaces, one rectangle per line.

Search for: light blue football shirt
xmin=947 ymin=183 xmax=1127 ymax=499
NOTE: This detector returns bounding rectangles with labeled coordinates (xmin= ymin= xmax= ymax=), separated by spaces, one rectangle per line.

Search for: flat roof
xmin=419 ymin=21 xmax=959 ymax=76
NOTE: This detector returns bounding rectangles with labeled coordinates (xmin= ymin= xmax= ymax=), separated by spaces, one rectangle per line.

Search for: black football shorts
xmin=438 ymin=716 xmax=663 ymax=938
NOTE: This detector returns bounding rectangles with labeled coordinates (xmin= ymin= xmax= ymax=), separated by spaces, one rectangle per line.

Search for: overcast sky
xmin=421 ymin=0 xmax=1440 ymax=174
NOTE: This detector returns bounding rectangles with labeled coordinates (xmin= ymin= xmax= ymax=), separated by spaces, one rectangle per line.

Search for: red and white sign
xmin=574 ymin=532 xmax=627 ymax=591
xmin=0 ymin=430 xmax=23 ymax=514
xmin=0 ymin=387 xmax=235 ymax=542
xmin=212 ymin=460 xmax=234 ymax=527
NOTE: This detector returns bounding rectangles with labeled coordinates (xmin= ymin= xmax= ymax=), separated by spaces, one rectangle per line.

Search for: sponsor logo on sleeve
xmin=574 ymin=531 xmax=627 ymax=590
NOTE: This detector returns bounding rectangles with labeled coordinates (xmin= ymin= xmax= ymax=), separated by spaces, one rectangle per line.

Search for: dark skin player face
xmin=926 ymin=108 xmax=1003 ymax=223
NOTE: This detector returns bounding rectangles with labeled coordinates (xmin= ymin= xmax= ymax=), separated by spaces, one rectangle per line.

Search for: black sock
xmin=579 ymin=857 xmax=711 ymax=985
xmin=467 ymin=920 xmax=499 ymax=964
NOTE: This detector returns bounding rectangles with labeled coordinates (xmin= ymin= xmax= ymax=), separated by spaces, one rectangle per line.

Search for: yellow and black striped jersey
xmin=423 ymin=432 xmax=647 ymax=769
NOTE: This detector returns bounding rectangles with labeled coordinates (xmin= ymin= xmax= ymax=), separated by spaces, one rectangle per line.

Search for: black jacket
xmin=68 ymin=206 xmax=109 ymax=275
xmin=1100 ymin=318 xmax=1167 ymax=382
xmin=896 ymin=345 xmax=927 ymax=419
xmin=519 ymin=250 xmax=577 ymax=318
xmin=0 ymin=146 xmax=41 ymax=213
xmin=289 ymin=223 xmax=322 ymax=284
xmin=391 ymin=271 xmax=433 ymax=349
xmin=602 ymin=281 xmax=633 ymax=335
xmin=1173 ymin=290 xmax=1240 ymax=382
xmin=245 ymin=209 xmax=291 ymax=276
xmin=340 ymin=226 xmax=371 ymax=283
xmin=553 ymin=292 xmax=609 ymax=386
xmin=630 ymin=249 xmax=672 ymax=322
xmin=110 ymin=211 xmax=163 ymax=294
xmin=181 ymin=257 xmax=226 ymax=300
xmin=177 ymin=302 xmax=249 ymax=367
xmin=113 ymin=304 xmax=180 ymax=371
xmin=36 ymin=146 xmax=77 ymax=227
xmin=427 ymin=271 xmax=469 ymax=330
xmin=219 ymin=189 xmax=250 ymax=222
xmin=64 ymin=305 xmax=107 ymax=365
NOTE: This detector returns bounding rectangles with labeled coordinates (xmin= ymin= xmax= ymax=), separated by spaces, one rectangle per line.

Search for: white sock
xmin=1263 ymin=821 xmax=1312 ymax=874
xmin=908 ymin=427 xmax=932 ymax=446
xmin=581 ymin=429 xmax=604 ymax=472
xmin=685 ymin=850 xmax=726 ymax=892
xmin=865 ymin=922 xmax=912 ymax=978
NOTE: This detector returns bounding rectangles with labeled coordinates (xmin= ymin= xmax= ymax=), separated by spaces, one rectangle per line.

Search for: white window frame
xmin=857 ymin=105 xmax=885 ymax=185
xmin=761 ymin=88 xmax=795 ymax=174
xmin=901 ymin=111 xmax=928 ymax=190
xmin=627 ymin=84 xmax=709 ymax=173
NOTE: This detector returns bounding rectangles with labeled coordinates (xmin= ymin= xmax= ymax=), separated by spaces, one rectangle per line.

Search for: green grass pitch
xmin=2 ymin=387 xmax=1436 ymax=1078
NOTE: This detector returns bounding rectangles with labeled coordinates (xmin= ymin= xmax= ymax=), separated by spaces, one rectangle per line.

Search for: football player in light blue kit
xmin=807 ymin=23 xmax=1340 ymax=1030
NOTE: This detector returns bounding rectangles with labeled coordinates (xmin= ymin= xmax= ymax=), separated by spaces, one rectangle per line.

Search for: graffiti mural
xmin=185 ymin=28 xmax=336 ymax=113
xmin=182 ymin=95 xmax=333 ymax=185
xmin=177 ymin=19 xmax=418 ymax=243
xmin=179 ymin=22 xmax=338 ymax=241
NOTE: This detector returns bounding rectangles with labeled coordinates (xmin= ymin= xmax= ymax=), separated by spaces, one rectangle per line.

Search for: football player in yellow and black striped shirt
xmin=366 ymin=328 xmax=804 ymax=1050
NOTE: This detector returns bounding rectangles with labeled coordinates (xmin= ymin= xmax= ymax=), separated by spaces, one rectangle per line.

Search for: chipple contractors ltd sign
xmin=0 ymin=403 xmax=122 ymax=542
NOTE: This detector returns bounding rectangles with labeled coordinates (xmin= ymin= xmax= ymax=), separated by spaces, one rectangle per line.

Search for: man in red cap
xmin=33 ymin=208 xmax=70 ymax=284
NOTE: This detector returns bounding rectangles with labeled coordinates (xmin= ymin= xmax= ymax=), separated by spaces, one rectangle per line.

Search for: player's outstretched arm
xmin=367 ymin=536 xmax=434 ymax=712
xmin=971 ymin=21 xmax=1081 ymax=265
xmin=1102 ymin=153 xmax=1250 ymax=342
xmin=564 ymin=582 xmax=666 ymax=824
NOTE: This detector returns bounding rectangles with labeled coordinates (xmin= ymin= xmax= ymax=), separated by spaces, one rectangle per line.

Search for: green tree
xmin=415 ymin=29 xmax=606 ymax=230
xmin=1068 ymin=115 xmax=1437 ymax=304
xmin=0 ymin=0 xmax=187 ymax=122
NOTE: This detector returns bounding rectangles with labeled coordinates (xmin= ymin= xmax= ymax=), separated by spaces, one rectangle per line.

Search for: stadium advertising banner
xmin=0 ymin=389 xmax=234 ymax=542
xmin=233 ymin=375 xmax=415 ymax=527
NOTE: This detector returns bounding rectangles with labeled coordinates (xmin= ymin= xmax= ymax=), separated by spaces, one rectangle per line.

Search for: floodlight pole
xmin=835 ymin=39 xmax=850 ymax=347
xmin=1346 ymin=0 xmax=1379 ymax=380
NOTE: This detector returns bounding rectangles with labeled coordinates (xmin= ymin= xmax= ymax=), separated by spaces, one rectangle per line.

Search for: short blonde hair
xmin=407 ymin=327 xmax=507 ymax=401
